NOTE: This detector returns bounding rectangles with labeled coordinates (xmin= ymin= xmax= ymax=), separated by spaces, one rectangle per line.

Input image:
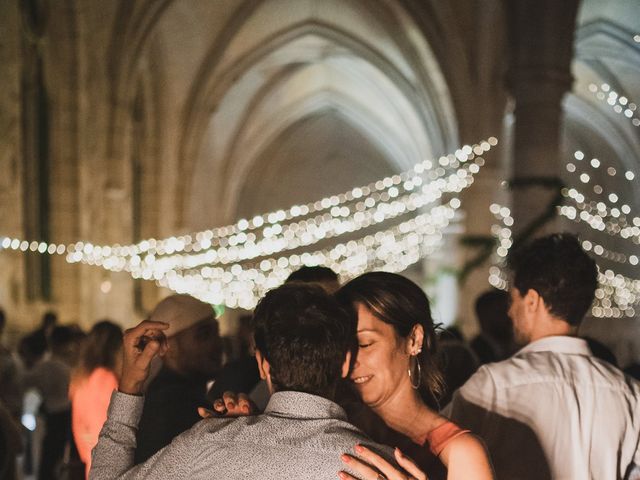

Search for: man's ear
xmin=341 ymin=350 xmax=352 ymax=379
xmin=255 ymin=349 xmax=275 ymax=394
xmin=255 ymin=349 xmax=270 ymax=380
xmin=524 ymin=288 xmax=543 ymax=314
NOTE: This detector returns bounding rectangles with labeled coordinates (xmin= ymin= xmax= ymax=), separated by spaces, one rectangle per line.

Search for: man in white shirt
xmin=446 ymin=233 xmax=640 ymax=480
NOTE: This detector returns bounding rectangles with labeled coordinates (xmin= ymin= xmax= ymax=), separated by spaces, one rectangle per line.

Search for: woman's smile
xmin=351 ymin=374 xmax=373 ymax=385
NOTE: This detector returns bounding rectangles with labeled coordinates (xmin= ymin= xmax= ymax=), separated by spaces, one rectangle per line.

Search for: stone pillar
xmin=508 ymin=0 xmax=581 ymax=236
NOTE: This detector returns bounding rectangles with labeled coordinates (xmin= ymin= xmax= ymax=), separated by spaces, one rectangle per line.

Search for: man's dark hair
xmin=285 ymin=266 xmax=339 ymax=285
xmin=252 ymin=283 xmax=356 ymax=398
xmin=510 ymin=233 xmax=598 ymax=326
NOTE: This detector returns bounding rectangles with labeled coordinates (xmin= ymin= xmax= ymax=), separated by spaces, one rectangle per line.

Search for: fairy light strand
xmin=157 ymin=201 xmax=459 ymax=309
xmin=488 ymin=203 xmax=640 ymax=318
xmin=1 ymin=139 xmax=499 ymax=308
xmin=588 ymin=83 xmax=640 ymax=127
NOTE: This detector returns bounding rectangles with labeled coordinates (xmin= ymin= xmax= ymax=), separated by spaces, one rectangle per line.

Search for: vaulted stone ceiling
xmin=121 ymin=0 xmax=460 ymax=232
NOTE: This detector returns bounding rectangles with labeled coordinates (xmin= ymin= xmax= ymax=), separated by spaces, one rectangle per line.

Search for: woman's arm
xmin=440 ymin=433 xmax=494 ymax=480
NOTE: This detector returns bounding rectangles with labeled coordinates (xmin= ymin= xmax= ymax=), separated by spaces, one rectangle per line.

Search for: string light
xmin=588 ymin=83 xmax=640 ymax=127
xmin=580 ymin=239 xmax=638 ymax=265
xmin=592 ymin=269 xmax=640 ymax=318
xmin=559 ymin=189 xmax=640 ymax=246
xmin=69 ymin=155 xmax=484 ymax=272
xmin=487 ymin=204 xmax=512 ymax=290
xmin=156 ymin=201 xmax=459 ymax=309
xmin=64 ymin=138 xmax=497 ymax=264
xmin=1 ymin=139 xmax=498 ymax=308
xmin=560 ymin=149 xmax=640 ymax=248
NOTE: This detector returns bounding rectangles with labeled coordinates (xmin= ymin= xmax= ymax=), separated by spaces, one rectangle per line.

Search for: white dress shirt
xmin=445 ymin=336 xmax=640 ymax=480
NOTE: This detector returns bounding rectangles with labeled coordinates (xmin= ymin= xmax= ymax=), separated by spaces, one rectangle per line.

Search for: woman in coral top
xmin=69 ymin=321 xmax=122 ymax=478
xmin=335 ymin=272 xmax=493 ymax=480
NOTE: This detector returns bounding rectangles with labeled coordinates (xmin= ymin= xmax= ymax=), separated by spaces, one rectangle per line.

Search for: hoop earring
xmin=408 ymin=354 xmax=422 ymax=390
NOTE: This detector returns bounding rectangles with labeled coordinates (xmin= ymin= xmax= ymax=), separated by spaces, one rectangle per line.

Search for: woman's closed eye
xmin=358 ymin=342 xmax=373 ymax=348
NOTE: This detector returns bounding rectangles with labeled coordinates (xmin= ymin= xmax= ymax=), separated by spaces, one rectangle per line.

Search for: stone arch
xmin=176 ymin=13 xmax=458 ymax=227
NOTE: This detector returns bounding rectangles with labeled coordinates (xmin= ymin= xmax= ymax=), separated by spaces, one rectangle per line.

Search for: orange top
xmin=69 ymin=367 xmax=118 ymax=478
xmin=419 ymin=421 xmax=471 ymax=456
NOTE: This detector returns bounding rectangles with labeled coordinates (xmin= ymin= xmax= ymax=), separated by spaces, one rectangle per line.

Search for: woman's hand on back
xmin=339 ymin=444 xmax=427 ymax=480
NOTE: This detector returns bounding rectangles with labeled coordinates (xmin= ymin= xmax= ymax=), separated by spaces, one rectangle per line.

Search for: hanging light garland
xmin=67 ymin=150 xmax=487 ymax=274
xmin=558 ymin=149 xmax=640 ymax=247
xmin=588 ymin=83 xmax=640 ymax=127
xmin=159 ymin=201 xmax=460 ymax=309
xmin=1 ymin=139 xmax=498 ymax=308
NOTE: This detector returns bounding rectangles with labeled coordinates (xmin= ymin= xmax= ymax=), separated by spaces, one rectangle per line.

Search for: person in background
xmin=437 ymin=340 xmax=479 ymax=407
xmin=445 ymin=233 xmax=640 ymax=479
xmin=23 ymin=325 xmax=79 ymax=480
xmin=134 ymin=294 xmax=223 ymax=463
xmin=30 ymin=311 xmax=59 ymax=362
xmin=470 ymin=290 xmax=515 ymax=365
xmin=0 ymin=308 xmax=23 ymax=480
xmin=69 ymin=320 xmax=123 ymax=477
xmin=0 ymin=309 xmax=22 ymax=422
xmin=206 ymin=314 xmax=258 ymax=403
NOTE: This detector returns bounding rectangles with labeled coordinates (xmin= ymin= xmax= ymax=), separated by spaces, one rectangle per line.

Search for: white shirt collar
xmin=516 ymin=335 xmax=591 ymax=356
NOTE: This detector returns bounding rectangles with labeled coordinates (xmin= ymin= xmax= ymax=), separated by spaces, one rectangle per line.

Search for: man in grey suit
xmin=90 ymin=283 xmax=394 ymax=479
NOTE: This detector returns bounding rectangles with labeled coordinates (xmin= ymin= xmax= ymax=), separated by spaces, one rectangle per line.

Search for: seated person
xmin=90 ymin=283 xmax=397 ymax=479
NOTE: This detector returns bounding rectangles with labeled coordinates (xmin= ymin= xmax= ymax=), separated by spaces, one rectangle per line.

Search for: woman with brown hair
xmin=69 ymin=320 xmax=122 ymax=477
xmin=335 ymin=272 xmax=493 ymax=480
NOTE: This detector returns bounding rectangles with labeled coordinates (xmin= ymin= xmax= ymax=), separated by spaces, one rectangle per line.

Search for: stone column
xmin=508 ymin=0 xmax=581 ymax=236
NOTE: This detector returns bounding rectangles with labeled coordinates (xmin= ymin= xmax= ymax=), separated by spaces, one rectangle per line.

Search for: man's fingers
xmin=123 ymin=321 xmax=169 ymax=346
xmin=213 ymin=399 xmax=226 ymax=413
xmin=222 ymin=391 xmax=238 ymax=409
xmin=198 ymin=407 xmax=215 ymax=419
xmin=394 ymin=448 xmax=427 ymax=480
xmin=237 ymin=393 xmax=253 ymax=413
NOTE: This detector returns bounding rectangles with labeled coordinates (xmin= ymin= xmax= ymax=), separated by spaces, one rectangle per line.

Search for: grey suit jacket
xmin=90 ymin=389 xmax=396 ymax=479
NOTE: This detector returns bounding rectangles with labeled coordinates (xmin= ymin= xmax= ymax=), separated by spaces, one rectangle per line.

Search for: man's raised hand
xmin=119 ymin=320 xmax=169 ymax=395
